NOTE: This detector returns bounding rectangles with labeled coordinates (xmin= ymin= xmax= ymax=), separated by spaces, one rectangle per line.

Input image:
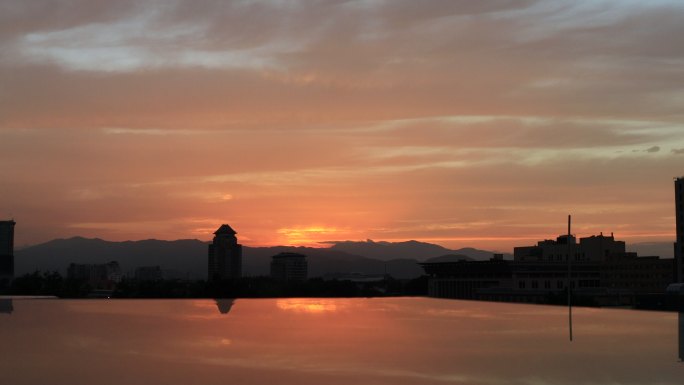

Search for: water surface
xmin=0 ymin=298 xmax=680 ymax=384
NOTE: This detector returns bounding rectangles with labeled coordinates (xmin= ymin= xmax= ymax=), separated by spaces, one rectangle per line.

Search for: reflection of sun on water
xmin=276 ymin=299 xmax=338 ymax=313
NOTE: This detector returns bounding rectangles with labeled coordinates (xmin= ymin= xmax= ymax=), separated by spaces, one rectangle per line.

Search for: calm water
xmin=0 ymin=297 xmax=681 ymax=385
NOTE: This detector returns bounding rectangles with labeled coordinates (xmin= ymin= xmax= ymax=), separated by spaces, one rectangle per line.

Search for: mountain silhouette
xmin=423 ymin=254 xmax=473 ymax=263
xmin=15 ymin=237 xmax=207 ymax=279
xmin=15 ymin=237 xmax=506 ymax=279
xmin=326 ymin=239 xmax=507 ymax=261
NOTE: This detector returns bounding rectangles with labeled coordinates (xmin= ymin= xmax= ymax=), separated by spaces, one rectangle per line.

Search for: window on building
xmin=519 ymin=281 xmax=526 ymax=289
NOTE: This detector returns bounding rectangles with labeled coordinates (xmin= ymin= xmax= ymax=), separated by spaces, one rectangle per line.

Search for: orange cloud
xmin=1 ymin=1 xmax=682 ymax=254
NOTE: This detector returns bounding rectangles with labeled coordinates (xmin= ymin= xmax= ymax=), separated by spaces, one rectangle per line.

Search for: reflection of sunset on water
xmin=276 ymin=299 xmax=340 ymax=313
xmin=0 ymin=298 xmax=681 ymax=385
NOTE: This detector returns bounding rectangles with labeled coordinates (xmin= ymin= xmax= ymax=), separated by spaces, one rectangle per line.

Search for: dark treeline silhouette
xmin=7 ymin=271 xmax=90 ymax=297
xmin=0 ymin=271 xmax=428 ymax=299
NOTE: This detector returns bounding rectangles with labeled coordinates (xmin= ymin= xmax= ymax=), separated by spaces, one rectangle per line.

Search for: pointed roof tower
xmin=214 ymin=224 xmax=237 ymax=235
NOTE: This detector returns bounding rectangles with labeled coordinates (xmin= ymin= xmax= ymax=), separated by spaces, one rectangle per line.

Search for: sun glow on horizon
xmin=276 ymin=226 xmax=345 ymax=246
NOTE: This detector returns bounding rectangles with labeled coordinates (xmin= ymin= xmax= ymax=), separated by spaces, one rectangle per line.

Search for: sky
xmin=1 ymin=0 xmax=683 ymax=253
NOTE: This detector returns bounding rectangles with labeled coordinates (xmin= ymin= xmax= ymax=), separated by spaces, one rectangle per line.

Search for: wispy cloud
xmin=2 ymin=1 xmax=683 ymax=250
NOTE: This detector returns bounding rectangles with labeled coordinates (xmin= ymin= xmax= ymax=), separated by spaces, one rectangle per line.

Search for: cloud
xmin=2 ymin=1 xmax=684 ymax=249
xmin=4 ymin=1 xmax=684 ymax=129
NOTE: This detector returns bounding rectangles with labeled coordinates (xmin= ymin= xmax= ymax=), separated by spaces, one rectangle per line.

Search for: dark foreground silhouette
xmin=1 ymin=271 xmax=428 ymax=298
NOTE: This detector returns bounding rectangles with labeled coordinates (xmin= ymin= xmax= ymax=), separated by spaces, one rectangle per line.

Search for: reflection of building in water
xmin=215 ymin=299 xmax=235 ymax=314
xmin=422 ymin=232 xmax=674 ymax=305
xmin=67 ymin=261 xmax=122 ymax=290
xmin=208 ymin=224 xmax=242 ymax=281
xmin=0 ymin=299 xmax=12 ymax=314
xmin=0 ymin=220 xmax=16 ymax=286
xmin=270 ymin=252 xmax=308 ymax=281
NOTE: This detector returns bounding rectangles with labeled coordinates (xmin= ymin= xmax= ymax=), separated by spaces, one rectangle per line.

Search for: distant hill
xmin=424 ymin=254 xmax=473 ymax=263
xmin=14 ymin=237 xmax=507 ymax=280
xmin=326 ymin=239 xmax=507 ymax=261
xmin=238 ymin=246 xmax=424 ymax=279
xmin=15 ymin=237 xmax=208 ymax=279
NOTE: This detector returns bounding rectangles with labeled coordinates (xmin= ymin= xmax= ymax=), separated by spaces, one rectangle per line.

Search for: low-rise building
xmin=603 ymin=254 xmax=673 ymax=294
xmin=134 ymin=266 xmax=163 ymax=281
xmin=67 ymin=261 xmax=122 ymax=290
xmin=422 ymin=232 xmax=675 ymax=305
xmin=421 ymin=258 xmax=512 ymax=299
xmin=271 ymin=252 xmax=308 ymax=281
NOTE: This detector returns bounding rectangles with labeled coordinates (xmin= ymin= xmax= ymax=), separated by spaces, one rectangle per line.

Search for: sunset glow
xmin=1 ymin=1 xmax=683 ymax=253
xmin=276 ymin=299 xmax=340 ymax=314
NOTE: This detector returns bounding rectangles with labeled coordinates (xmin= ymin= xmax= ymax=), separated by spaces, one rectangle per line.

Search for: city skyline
xmin=2 ymin=1 xmax=684 ymax=251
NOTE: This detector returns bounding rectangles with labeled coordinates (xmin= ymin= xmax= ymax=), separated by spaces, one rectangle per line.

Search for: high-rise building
xmin=676 ymin=177 xmax=684 ymax=282
xmin=208 ymin=224 xmax=242 ymax=280
xmin=0 ymin=220 xmax=16 ymax=285
xmin=270 ymin=252 xmax=308 ymax=281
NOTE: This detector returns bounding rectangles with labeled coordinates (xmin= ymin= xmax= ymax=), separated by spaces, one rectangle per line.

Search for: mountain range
xmin=14 ymin=237 xmax=509 ymax=280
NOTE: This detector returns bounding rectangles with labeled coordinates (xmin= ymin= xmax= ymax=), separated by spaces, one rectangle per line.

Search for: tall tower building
xmin=676 ymin=178 xmax=684 ymax=282
xmin=208 ymin=224 xmax=242 ymax=280
xmin=0 ymin=220 xmax=16 ymax=285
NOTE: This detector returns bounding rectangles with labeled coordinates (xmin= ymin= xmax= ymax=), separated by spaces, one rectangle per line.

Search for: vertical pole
xmin=568 ymin=215 xmax=573 ymax=342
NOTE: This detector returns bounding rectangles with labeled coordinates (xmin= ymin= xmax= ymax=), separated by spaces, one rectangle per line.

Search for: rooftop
xmin=272 ymin=252 xmax=307 ymax=259
xmin=214 ymin=224 xmax=237 ymax=235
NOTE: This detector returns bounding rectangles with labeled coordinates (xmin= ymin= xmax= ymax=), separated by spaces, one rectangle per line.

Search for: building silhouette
xmin=676 ymin=177 xmax=683 ymax=282
xmin=0 ymin=220 xmax=16 ymax=286
xmin=208 ymin=224 xmax=242 ymax=280
xmin=67 ymin=261 xmax=122 ymax=290
xmin=270 ymin=252 xmax=308 ymax=281
xmin=134 ymin=266 xmax=163 ymax=281
xmin=422 ymin=231 xmax=674 ymax=305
